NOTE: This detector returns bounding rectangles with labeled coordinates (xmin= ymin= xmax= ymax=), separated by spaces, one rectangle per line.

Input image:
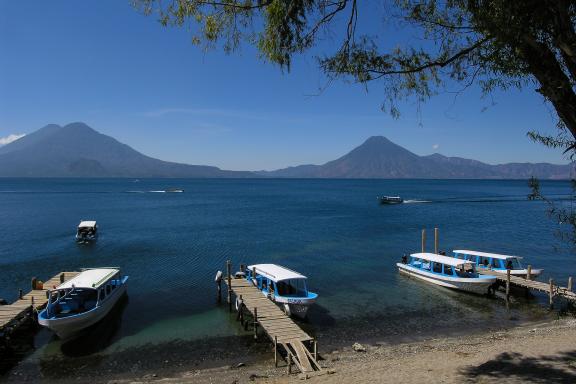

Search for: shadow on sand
xmin=460 ymin=350 xmax=576 ymax=383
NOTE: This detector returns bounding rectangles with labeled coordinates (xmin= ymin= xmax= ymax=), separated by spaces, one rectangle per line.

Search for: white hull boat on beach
xmin=38 ymin=268 xmax=128 ymax=339
xmin=397 ymin=253 xmax=497 ymax=295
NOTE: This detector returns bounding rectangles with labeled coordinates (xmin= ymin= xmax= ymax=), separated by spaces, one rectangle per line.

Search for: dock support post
xmin=19 ymin=289 xmax=23 ymax=300
xmin=31 ymin=296 xmax=34 ymax=307
xmin=506 ymin=270 xmax=511 ymax=300
xmin=549 ymin=278 xmax=554 ymax=309
xmin=240 ymin=264 xmax=245 ymax=273
xmin=31 ymin=277 xmax=37 ymax=290
xmin=527 ymin=265 xmax=532 ymax=281
xmin=421 ymin=229 xmax=426 ymax=253
xmin=568 ymin=277 xmax=573 ymax=292
xmin=60 ymin=273 xmax=65 ymax=283
xmin=226 ymin=260 xmax=232 ymax=312
xmin=217 ymin=278 xmax=222 ymax=303
xmin=253 ymin=307 xmax=258 ymax=339
xmin=313 ymin=338 xmax=318 ymax=361
xmin=274 ymin=336 xmax=278 ymax=367
xmin=252 ymin=267 xmax=257 ymax=286
xmin=236 ymin=295 xmax=243 ymax=322
xmin=287 ymin=353 xmax=292 ymax=374
xmin=434 ymin=227 xmax=439 ymax=254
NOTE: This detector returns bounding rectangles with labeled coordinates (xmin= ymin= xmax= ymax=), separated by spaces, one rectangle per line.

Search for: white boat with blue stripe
xmin=244 ymin=264 xmax=318 ymax=318
xmin=453 ymin=250 xmax=543 ymax=278
xmin=397 ymin=253 xmax=497 ymax=295
xmin=38 ymin=268 xmax=128 ymax=339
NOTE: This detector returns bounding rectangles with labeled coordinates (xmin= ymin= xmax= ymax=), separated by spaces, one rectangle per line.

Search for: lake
xmin=1 ymin=178 xmax=575 ymax=381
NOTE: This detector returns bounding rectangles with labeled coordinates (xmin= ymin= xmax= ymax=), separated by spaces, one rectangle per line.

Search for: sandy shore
xmin=111 ymin=318 xmax=576 ymax=384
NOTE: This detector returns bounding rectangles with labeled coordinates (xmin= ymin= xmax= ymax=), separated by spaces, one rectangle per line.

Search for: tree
xmin=133 ymin=0 xmax=576 ymax=238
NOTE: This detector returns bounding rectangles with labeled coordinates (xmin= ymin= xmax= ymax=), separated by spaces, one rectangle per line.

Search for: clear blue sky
xmin=0 ymin=1 xmax=569 ymax=171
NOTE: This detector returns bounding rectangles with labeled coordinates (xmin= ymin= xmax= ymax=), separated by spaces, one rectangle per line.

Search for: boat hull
xmin=397 ymin=263 xmax=496 ymax=295
xmin=38 ymin=281 xmax=127 ymax=339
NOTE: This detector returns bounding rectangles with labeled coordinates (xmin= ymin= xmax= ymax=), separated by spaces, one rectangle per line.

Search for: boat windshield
xmin=505 ymin=257 xmax=522 ymax=269
xmin=49 ymin=288 xmax=98 ymax=318
xmin=455 ymin=264 xmax=476 ymax=278
xmin=276 ymin=279 xmax=308 ymax=297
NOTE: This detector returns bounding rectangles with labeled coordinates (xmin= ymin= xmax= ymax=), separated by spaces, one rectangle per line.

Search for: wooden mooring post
xmin=313 ymin=338 xmax=318 ymax=360
xmin=287 ymin=353 xmax=292 ymax=374
xmin=274 ymin=336 xmax=278 ymax=367
xmin=253 ymin=307 xmax=258 ymax=339
xmin=568 ymin=277 xmax=573 ymax=292
xmin=506 ymin=269 xmax=511 ymax=300
xmin=226 ymin=260 xmax=232 ymax=312
xmin=549 ymin=278 xmax=554 ymax=308
xmin=526 ymin=265 xmax=532 ymax=281
xmin=434 ymin=227 xmax=439 ymax=254
xmin=421 ymin=229 xmax=426 ymax=253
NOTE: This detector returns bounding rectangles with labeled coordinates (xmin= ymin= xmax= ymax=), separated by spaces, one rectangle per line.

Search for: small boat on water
xmin=244 ymin=264 xmax=318 ymax=318
xmin=452 ymin=250 xmax=543 ymax=278
xmin=38 ymin=268 xmax=129 ymax=339
xmin=76 ymin=221 xmax=98 ymax=243
xmin=165 ymin=188 xmax=184 ymax=193
xmin=378 ymin=196 xmax=403 ymax=205
xmin=397 ymin=253 xmax=497 ymax=295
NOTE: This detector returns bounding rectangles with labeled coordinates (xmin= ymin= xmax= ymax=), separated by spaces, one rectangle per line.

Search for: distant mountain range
xmin=0 ymin=123 xmax=571 ymax=178
xmin=259 ymin=136 xmax=572 ymax=179
xmin=0 ymin=123 xmax=253 ymax=177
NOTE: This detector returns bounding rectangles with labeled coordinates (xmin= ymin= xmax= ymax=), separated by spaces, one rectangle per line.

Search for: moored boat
xmin=76 ymin=220 xmax=98 ymax=243
xmin=452 ymin=250 xmax=543 ymax=278
xmin=244 ymin=264 xmax=318 ymax=318
xmin=378 ymin=196 xmax=403 ymax=205
xmin=397 ymin=253 xmax=496 ymax=295
xmin=38 ymin=268 xmax=129 ymax=339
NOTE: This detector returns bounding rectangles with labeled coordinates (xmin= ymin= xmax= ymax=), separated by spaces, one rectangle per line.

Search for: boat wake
xmin=402 ymin=199 xmax=432 ymax=204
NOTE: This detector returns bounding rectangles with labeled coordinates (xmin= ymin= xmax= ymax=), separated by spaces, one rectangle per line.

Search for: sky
xmin=0 ymin=1 xmax=570 ymax=171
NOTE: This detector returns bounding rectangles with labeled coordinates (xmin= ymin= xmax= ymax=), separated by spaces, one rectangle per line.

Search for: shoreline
xmin=112 ymin=316 xmax=576 ymax=384
xmin=4 ymin=315 xmax=575 ymax=383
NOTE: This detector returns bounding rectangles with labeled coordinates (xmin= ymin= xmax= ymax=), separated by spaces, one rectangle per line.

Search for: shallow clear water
xmin=1 ymin=178 xmax=575 ymax=380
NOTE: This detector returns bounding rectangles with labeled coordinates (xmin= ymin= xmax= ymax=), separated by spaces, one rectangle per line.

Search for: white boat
xmin=453 ymin=250 xmax=543 ymax=278
xmin=378 ymin=196 xmax=403 ymax=205
xmin=244 ymin=264 xmax=318 ymax=318
xmin=397 ymin=253 xmax=497 ymax=295
xmin=76 ymin=220 xmax=98 ymax=243
xmin=38 ymin=268 xmax=128 ymax=339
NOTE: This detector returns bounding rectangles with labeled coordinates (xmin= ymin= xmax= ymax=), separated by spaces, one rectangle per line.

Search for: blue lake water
xmin=1 ymin=178 xmax=575 ymax=380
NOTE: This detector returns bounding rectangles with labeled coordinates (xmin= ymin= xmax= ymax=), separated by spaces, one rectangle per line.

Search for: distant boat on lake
xmin=76 ymin=221 xmax=98 ymax=243
xmin=165 ymin=188 xmax=184 ymax=193
xmin=378 ymin=196 xmax=403 ymax=205
xmin=38 ymin=268 xmax=129 ymax=339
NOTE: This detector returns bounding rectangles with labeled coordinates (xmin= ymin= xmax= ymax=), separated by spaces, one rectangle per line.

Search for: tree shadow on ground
xmin=460 ymin=350 xmax=576 ymax=383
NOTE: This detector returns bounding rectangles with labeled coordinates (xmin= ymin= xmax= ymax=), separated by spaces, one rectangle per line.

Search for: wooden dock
xmin=222 ymin=263 xmax=324 ymax=377
xmin=0 ymin=271 xmax=80 ymax=334
xmin=478 ymin=269 xmax=576 ymax=305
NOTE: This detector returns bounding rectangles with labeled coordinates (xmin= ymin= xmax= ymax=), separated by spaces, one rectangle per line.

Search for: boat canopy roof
xmin=57 ymin=268 xmax=119 ymax=290
xmin=248 ymin=264 xmax=306 ymax=282
xmin=78 ymin=220 xmax=97 ymax=228
xmin=410 ymin=253 xmax=475 ymax=267
xmin=453 ymin=250 xmax=522 ymax=260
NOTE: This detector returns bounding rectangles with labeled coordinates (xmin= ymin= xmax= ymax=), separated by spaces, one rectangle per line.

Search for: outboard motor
xmin=214 ymin=270 xmax=223 ymax=283
xmin=401 ymin=254 xmax=408 ymax=264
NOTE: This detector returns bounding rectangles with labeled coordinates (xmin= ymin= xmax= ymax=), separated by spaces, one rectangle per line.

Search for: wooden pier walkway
xmin=0 ymin=271 xmax=80 ymax=333
xmin=478 ymin=269 xmax=576 ymax=304
xmin=222 ymin=267 xmax=324 ymax=377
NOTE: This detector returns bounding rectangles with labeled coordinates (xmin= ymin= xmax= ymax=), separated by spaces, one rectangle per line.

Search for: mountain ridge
xmin=260 ymin=136 xmax=572 ymax=179
xmin=0 ymin=123 xmax=255 ymax=178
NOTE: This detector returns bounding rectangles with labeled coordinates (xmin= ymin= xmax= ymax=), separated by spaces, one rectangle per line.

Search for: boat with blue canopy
xmin=38 ymin=268 xmax=129 ymax=339
xmin=244 ymin=264 xmax=318 ymax=318
xmin=452 ymin=250 xmax=543 ymax=278
xmin=397 ymin=253 xmax=497 ymax=295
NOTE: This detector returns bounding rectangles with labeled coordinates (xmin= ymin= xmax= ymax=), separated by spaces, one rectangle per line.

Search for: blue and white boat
xmin=453 ymin=250 xmax=543 ymax=278
xmin=397 ymin=253 xmax=497 ymax=295
xmin=244 ymin=264 xmax=318 ymax=318
xmin=38 ymin=268 xmax=128 ymax=339
xmin=76 ymin=220 xmax=98 ymax=243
